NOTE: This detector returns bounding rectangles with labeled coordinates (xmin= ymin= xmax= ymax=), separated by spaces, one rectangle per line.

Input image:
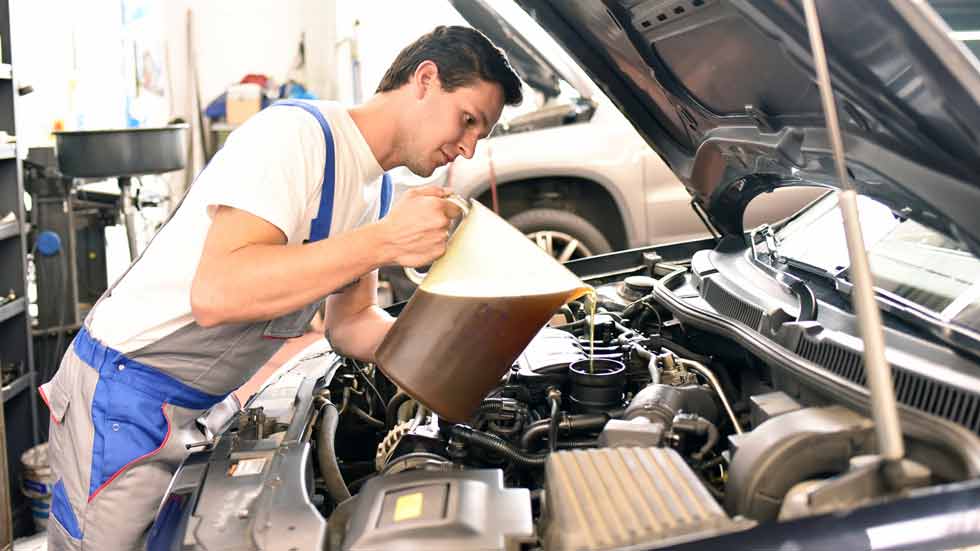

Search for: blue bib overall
xmin=39 ymin=100 xmax=391 ymax=550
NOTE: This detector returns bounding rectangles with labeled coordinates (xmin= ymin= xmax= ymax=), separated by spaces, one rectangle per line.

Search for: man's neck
xmin=348 ymin=94 xmax=401 ymax=171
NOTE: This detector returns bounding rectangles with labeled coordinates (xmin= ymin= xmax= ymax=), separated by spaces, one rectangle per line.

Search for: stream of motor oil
xmin=587 ymin=289 xmax=597 ymax=374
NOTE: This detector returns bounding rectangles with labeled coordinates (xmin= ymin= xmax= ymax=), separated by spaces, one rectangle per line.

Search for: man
xmin=39 ymin=26 xmax=522 ymax=550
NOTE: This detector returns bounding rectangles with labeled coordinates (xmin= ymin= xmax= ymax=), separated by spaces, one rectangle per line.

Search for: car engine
xmin=153 ymin=264 xmax=980 ymax=551
xmin=295 ymin=273 xmax=927 ymax=551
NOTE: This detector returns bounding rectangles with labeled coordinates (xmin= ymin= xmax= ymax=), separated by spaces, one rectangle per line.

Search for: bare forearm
xmin=192 ymin=186 xmax=457 ymax=327
xmin=325 ymin=305 xmax=395 ymax=362
xmin=192 ymin=224 xmax=389 ymax=325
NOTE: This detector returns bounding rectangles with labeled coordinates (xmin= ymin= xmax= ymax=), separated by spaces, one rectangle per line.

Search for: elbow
xmin=190 ymin=279 xmax=227 ymax=328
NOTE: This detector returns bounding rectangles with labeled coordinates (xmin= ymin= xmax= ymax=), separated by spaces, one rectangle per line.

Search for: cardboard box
xmin=226 ymin=83 xmax=262 ymax=125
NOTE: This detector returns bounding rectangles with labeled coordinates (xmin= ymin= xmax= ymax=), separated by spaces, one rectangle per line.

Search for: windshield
xmin=777 ymin=192 xmax=980 ymax=332
xmin=931 ymin=1 xmax=980 ymax=63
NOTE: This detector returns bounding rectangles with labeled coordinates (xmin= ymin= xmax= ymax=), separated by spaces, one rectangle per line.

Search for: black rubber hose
xmin=473 ymin=400 xmax=506 ymax=419
xmin=316 ymin=403 xmax=352 ymax=503
xmin=452 ymin=425 xmax=548 ymax=467
xmin=631 ymin=343 xmax=660 ymax=385
xmin=672 ymin=413 xmax=720 ymax=461
xmin=385 ymin=391 xmax=411 ymax=428
xmin=559 ymin=304 xmax=576 ymax=323
xmin=698 ymin=422 xmax=720 ymax=461
xmin=472 ymin=398 xmax=526 ymax=431
xmin=521 ymin=410 xmax=623 ymax=452
xmin=349 ymin=403 xmax=385 ymax=430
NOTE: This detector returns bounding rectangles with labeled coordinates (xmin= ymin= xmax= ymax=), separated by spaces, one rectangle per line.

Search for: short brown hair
xmin=376 ymin=26 xmax=523 ymax=107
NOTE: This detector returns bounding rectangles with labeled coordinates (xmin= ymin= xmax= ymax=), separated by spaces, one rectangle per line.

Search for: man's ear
xmin=412 ymin=60 xmax=440 ymax=99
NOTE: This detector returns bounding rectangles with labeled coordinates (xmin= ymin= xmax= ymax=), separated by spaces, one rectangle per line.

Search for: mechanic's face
xmin=401 ymin=63 xmax=505 ymax=177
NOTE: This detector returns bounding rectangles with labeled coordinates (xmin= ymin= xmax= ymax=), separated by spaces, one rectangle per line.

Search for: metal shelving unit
xmin=0 ymin=372 xmax=30 ymax=404
xmin=0 ymin=297 xmax=24 ymax=325
xmin=0 ymin=0 xmax=40 ymax=539
xmin=0 ymin=219 xmax=17 ymax=241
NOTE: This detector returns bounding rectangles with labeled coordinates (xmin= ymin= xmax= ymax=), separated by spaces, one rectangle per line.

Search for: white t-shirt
xmin=88 ymin=101 xmax=386 ymax=352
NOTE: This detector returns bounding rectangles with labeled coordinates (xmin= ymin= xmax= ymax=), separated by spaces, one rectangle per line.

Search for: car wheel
xmin=385 ymin=209 xmax=613 ymax=303
xmin=508 ymin=208 xmax=612 ymax=262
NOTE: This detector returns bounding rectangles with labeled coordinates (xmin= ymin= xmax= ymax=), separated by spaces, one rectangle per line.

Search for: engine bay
xmin=150 ymin=245 xmax=980 ymax=551
xmin=320 ymin=277 xmax=759 ymax=550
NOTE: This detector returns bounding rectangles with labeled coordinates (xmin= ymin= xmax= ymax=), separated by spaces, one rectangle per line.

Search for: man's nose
xmin=456 ymin=132 xmax=479 ymax=159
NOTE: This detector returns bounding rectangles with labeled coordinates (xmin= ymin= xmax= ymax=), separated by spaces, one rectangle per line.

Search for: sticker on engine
xmin=228 ymin=458 xmax=266 ymax=477
xmin=393 ymin=492 xmax=423 ymax=522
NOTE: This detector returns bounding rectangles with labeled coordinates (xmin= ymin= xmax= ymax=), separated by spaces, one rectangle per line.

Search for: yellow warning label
xmin=393 ymin=492 xmax=424 ymax=522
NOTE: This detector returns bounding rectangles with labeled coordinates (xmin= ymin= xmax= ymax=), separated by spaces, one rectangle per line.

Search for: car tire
xmin=508 ymin=208 xmax=612 ymax=261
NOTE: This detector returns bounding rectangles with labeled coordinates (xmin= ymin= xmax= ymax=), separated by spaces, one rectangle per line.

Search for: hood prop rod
xmin=775 ymin=3 xmax=933 ymax=519
xmin=802 ymin=0 xmax=905 ymax=463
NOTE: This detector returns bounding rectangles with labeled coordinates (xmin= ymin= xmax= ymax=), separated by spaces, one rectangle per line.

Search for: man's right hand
xmin=376 ymin=185 xmax=464 ymax=267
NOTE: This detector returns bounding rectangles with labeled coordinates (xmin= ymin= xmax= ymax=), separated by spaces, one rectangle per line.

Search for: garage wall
xmin=164 ymin=0 xmax=337 ymax=191
xmin=11 ymin=0 xmax=336 ymax=194
xmin=333 ymin=0 xmax=466 ymax=104
xmin=11 ymin=0 xmax=127 ymax=146
xmin=10 ymin=0 xmax=498 ymax=194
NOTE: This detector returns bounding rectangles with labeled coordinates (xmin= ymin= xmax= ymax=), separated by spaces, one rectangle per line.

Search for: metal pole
xmin=802 ymin=0 xmax=904 ymax=460
xmin=118 ymin=176 xmax=140 ymax=262
xmin=0 ymin=399 xmax=12 ymax=550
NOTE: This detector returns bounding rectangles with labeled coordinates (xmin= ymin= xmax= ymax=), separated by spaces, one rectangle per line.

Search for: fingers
xmin=383 ymin=185 xmax=462 ymax=267
xmin=407 ymin=185 xmax=451 ymax=198
xmin=442 ymin=199 xmax=463 ymax=219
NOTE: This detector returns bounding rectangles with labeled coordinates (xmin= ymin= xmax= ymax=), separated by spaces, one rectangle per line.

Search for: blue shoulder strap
xmin=380 ymin=173 xmax=393 ymax=218
xmin=272 ymin=99 xmax=391 ymax=243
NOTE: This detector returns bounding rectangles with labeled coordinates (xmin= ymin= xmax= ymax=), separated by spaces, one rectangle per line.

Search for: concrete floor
xmin=13 ymin=531 xmax=46 ymax=550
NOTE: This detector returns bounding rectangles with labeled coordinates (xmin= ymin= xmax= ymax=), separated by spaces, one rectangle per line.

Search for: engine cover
xmin=544 ymin=447 xmax=738 ymax=550
xmin=341 ymin=469 xmax=533 ymax=551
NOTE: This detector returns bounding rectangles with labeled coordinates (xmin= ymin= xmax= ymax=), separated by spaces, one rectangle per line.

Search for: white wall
xmin=11 ymin=0 xmax=127 ymax=146
xmin=164 ymin=0 xmax=337 ymax=190
xmin=333 ymin=0 xmax=467 ymax=104
xmin=11 ymin=0 xmax=336 ymax=194
xmin=11 ymin=1 xmax=543 ymax=192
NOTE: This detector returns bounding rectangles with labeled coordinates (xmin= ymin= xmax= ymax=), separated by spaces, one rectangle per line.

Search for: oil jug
xmin=375 ymin=195 xmax=591 ymax=422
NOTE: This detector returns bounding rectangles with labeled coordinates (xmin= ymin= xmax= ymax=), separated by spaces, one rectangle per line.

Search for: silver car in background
xmin=381 ymin=0 xmax=820 ymax=302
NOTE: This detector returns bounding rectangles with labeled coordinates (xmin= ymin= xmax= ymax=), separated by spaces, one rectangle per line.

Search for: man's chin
xmin=405 ymin=162 xmax=437 ymax=178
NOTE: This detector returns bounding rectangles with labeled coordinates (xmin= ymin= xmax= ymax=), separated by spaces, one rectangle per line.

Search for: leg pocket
xmin=90 ymin=380 xmax=170 ymax=499
xmin=39 ymin=380 xmax=71 ymax=426
xmin=51 ymin=479 xmax=83 ymax=540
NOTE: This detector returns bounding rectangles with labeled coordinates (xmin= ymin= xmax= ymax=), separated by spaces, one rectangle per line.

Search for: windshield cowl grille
xmin=795 ymin=333 xmax=980 ymax=434
xmin=701 ymin=278 xmax=764 ymax=330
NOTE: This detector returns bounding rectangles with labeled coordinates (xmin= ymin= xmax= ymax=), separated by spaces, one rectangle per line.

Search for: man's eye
xmin=464 ymin=114 xmax=475 ymax=126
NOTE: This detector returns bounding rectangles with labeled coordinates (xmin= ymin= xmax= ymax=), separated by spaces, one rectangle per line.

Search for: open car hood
xmin=509 ymin=0 xmax=980 ymax=249
xmin=450 ymin=0 xmax=594 ymax=100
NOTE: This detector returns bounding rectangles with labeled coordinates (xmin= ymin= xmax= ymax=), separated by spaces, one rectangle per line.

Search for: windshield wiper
xmin=749 ymin=224 xmax=818 ymax=322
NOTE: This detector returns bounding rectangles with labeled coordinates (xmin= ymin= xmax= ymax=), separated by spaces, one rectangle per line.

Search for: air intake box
xmin=544 ymin=447 xmax=738 ymax=550
xmin=342 ymin=469 xmax=533 ymax=551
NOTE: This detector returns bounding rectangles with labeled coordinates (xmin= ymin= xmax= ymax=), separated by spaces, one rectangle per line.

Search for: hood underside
xmin=514 ymin=0 xmax=980 ymax=249
xmin=451 ymin=0 xmax=594 ymax=99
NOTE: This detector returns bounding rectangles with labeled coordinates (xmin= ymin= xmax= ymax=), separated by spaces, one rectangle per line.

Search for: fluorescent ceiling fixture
xmin=950 ymin=30 xmax=980 ymax=41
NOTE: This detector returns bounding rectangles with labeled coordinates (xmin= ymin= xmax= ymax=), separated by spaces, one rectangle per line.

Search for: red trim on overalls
xmin=87 ymin=403 xmax=172 ymax=503
xmin=38 ymin=386 xmax=61 ymax=426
